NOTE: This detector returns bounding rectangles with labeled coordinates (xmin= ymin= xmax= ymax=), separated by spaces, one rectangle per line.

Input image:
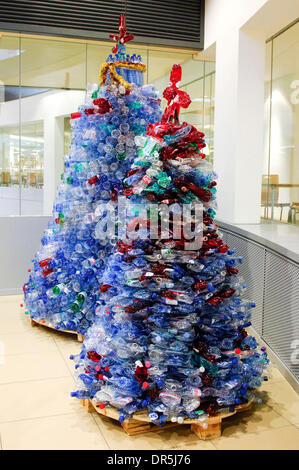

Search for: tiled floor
xmin=0 ymin=294 xmax=299 ymax=450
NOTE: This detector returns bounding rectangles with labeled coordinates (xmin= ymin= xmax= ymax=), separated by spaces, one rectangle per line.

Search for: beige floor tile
xmin=220 ymin=402 xmax=290 ymax=438
xmin=0 ymin=294 xmax=298 ymax=450
xmin=93 ymin=413 xmax=215 ymax=450
xmin=0 ymin=350 xmax=71 ymax=384
xmin=258 ymin=378 xmax=299 ymax=426
xmin=52 ymin=334 xmax=83 ymax=376
xmin=0 ymin=409 xmax=109 ymax=450
xmin=0 ymin=377 xmax=77 ymax=423
xmin=53 ymin=333 xmax=83 ymax=358
xmin=266 ymin=365 xmax=285 ymax=382
xmin=212 ymin=425 xmax=299 ymax=450
xmin=0 ymin=294 xmax=23 ymax=301
xmin=0 ymin=309 xmax=32 ymax=334
xmin=0 ymin=295 xmax=23 ymax=307
xmin=0 ymin=330 xmax=56 ymax=356
xmin=0 ymin=300 xmax=24 ymax=316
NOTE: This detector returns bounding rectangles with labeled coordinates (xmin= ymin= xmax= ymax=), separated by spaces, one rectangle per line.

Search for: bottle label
xmin=142 ymin=175 xmax=152 ymax=185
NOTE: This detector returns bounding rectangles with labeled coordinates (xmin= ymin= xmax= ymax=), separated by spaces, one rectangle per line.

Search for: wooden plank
xmin=83 ymin=398 xmax=255 ymax=440
xmin=121 ymin=421 xmax=152 ymax=435
xmin=30 ymin=318 xmax=38 ymax=327
xmin=29 ymin=317 xmax=83 ymax=342
xmin=191 ymin=421 xmax=222 ymax=440
xmin=77 ymin=333 xmax=84 ymax=343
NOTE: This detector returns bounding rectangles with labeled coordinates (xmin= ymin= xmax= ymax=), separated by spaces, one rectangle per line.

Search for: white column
xmin=213 ymin=29 xmax=266 ymax=224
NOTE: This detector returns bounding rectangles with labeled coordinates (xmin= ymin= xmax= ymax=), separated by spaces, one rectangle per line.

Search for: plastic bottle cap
xmin=142 ymin=382 xmax=149 ymax=389
xmin=99 ymin=403 xmax=105 ymax=409
xmin=145 ymin=361 xmax=151 ymax=368
xmin=235 ymin=348 xmax=241 ymax=354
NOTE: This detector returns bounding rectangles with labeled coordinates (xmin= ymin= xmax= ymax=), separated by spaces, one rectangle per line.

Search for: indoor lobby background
xmin=0 ymin=36 xmax=215 ymax=217
xmin=0 ymin=0 xmax=298 ymax=397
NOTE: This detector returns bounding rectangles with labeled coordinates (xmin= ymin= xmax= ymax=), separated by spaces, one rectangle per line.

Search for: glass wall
xmin=0 ymin=33 xmax=215 ymax=216
xmin=262 ymin=21 xmax=299 ymax=225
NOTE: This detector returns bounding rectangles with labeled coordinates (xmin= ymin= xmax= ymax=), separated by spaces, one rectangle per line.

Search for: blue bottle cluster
xmin=107 ymin=52 xmax=144 ymax=86
xmin=71 ymin=71 xmax=269 ymax=425
xmin=23 ymin=51 xmax=161 ymax=335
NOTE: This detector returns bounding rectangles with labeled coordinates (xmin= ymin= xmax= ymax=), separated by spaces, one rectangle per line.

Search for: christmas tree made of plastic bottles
xmin=23 ymin=15 xmax=161 ymax=336
xmin=72 ymin=65 xmax=269 ymax=426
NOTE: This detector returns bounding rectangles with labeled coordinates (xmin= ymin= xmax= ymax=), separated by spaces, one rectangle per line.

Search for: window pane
xmin=87 ymin=43 xmax=114 ymax=86
xmin=19 ymin=88 xmax=85 ymax=215
xmin=209 ymin=72 xmax=215 ymax=162
xmin=262 ymin=41 xmax=272 ymax=220
xmin=20 ymin=121 xmax=44 ymax=215
xmin=21 ymin=38 xmax=86 ymax=89
xmin=149 ymin=49 xmax=193 ymax=109
xmin=266 ymin=23 xmax=299 ymax=224
xmin=0 ymin=35 xmax=19 ymax=87
xmin=0 ymin=34 xmax=216 ymax=216
xmin=0 ymin=35 xmax=20 ymax=215
xmin=183 ymin=78 xmax=204 ymax=128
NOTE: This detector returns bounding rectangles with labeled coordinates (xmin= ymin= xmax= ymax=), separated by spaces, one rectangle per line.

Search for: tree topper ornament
xmin=109 ymin=14 xmax=134 ymax=54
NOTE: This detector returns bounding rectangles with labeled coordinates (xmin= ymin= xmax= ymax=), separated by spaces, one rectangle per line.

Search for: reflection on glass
xmin=183 ymin=79 xmax=204 ymax=128
xmin=0 ymin=120 xmax=44 ymax=215
xmin=20 ymin=122 xmax=44 ymax=188
xmin=0 ymin=124 xmax=20 ymax=187
xmin=0 ymin=36 xmax=20 ymax=215
xmin=148 ymin=49 xmax=193 ymax=111
xmin=87 ymin=43 xmax=114 ymax=86
xmin=20 ymin=121 xmax=44 ymax=216
xmin=262 ymin=22 xmax=299 ymax=225
xmin=0 ymin=35 xmax=19 ymax=87
xmin=21 ymin=38 xmax=86 ymax=90
xmin=179 ymin=61 xmax=215 ymax=164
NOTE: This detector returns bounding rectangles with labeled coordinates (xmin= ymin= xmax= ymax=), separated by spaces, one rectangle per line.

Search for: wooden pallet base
xmin=81 ymin=397 xmax=253 ymax=440
xmin=29 ymin=317 xmax=84 ymax=342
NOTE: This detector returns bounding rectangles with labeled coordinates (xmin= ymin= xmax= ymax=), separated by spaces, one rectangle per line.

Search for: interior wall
xmin=0 ymin=216 xmax=50 ymax=294
xmin=204 ymin=0 xmax=268 ymax=49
